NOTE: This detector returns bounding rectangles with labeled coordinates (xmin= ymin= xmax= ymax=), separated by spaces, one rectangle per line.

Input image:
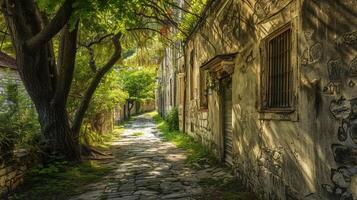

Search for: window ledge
xmin=259 ymin=108 xmax=295 ymax=114
xmin=258 ymin=109 xmax=298 ymax=121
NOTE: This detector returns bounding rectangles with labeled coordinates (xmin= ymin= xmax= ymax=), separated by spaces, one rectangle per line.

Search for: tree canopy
xmin=0 ymin=0 xmax=208 ymax=161
xmin=119 ymin=67 xmax=156 ymax=101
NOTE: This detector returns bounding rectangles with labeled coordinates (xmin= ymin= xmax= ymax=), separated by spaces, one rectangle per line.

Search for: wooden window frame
xmin=259 ymin=22 xmax=299 ymax=121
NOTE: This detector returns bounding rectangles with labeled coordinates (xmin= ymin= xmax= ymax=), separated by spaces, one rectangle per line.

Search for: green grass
xmin=199 ymin=178 xmax=258 ymax=200
xmin=132 ymin=132 xmax=144 ymax=137
xmin=82 ymin=120 xmax=126 ymax=150
xmin=151 ymin=112 xmax=219 ymax=166
xmin=95 ymin=125 xmax=124 ymax=149
xmin=10 ymin=161 xmax=112 ymax=200
xmin=150 ymin=111 xmax=258 ymax=200
xmin=10 ymin=123 xmax=127 ymax=200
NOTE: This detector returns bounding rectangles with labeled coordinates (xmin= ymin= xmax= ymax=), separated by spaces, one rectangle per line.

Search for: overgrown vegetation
xmin=1 ymin=0 xmax=206 ymax=160
xmin=119 ymin=67 xmax=156 ymax=117
xmin=80 ymin=125 xmax=124 ymax=150
xmin=0 ymin=77 xmax=40 ymax=159
xmin=10 ymin=160 xmax=112 ymax=200
xmin=177 ymin=0 xmax=208 ymax=38
xmin=166 ymin=107 xmax=179 ymax=131
xmin=151 ymin=111 xmax=257 ymax=200
xmin=198 ymin=178 xmax=258 ymax=200
xmin=10 ymin=123 xmax=125 ymax=200
xmin=151 ymin=112 xmax=218 ymax=165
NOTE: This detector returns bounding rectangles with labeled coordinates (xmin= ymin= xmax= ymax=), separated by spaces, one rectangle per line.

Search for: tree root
xmin=80 ymin=145 xmax=114 ymax=160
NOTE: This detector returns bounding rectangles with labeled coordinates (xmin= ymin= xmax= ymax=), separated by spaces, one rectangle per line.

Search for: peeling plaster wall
xmin=182 ymin=0 xmax=357 ymax=199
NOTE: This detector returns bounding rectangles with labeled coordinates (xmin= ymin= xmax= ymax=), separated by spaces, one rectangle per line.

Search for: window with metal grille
xmin=262 ymin=27 xmax=292 ymax=111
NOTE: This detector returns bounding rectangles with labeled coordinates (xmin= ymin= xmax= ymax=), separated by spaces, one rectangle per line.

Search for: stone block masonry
xmin=0 ymin=149 xmax=28 ymax=198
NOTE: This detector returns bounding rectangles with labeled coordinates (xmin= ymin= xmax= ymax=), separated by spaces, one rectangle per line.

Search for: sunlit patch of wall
xmin=178 ymin=0 xmax=357 ymax=199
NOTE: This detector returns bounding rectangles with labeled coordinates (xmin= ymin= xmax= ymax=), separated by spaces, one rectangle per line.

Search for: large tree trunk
xmin=127 ymin=100 xmax=134 ymax=118
xmin=2 ymin=0 xmax=81 ymax=161
xmin=12 ymin=35 xmax=81 ymax=161
xmin=2 ymin=0 xmax=121 ymax=161
xmin=71 ymin=33 xmax=122 ymax=136
xmin=37 ymin=103 xmax=80 ymax=160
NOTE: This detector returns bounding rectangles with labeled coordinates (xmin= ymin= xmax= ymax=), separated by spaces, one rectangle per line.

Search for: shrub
xmin=166 ymin=107 xmax=179 ymax=131
xmin=0 ymin=77 xmax=40 ymax=159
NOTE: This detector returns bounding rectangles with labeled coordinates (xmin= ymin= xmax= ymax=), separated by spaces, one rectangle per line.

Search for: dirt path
xmin=70 ymin=114 xmax=236 ymax=200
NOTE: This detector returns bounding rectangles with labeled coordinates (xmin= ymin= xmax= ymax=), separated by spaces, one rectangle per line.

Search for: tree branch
xmin=127 ymin=27 xmax=175 ymax=44
xmin=26 ymin=0 xmax=75 ymax=49
xmin=140 ymin=2 xmax=188 ymax=36
xmin=84 ymin=34 xmax=113 ymax=47
xmin=163 ymin=1 xmax=201 ymax=18
xmin=0 ymin=29 xmax=9 ymax=36
xmin=87 ymin=47 xmax=97 ymax=73
xmin=71 ymin=32 xmax=122 ymax=136
xmin=78 ymin=34 xmax=114 ymax=73
xmin=51 ymin=23 xmax=78 ymax=108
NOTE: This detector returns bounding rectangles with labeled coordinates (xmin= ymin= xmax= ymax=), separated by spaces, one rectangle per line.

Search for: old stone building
xmin=156 ymin=0 xmax=185 ymax=118
xmin=0 ymin=51 xmax=19 ymax=92
xmin=160 ymin=0 xmax=357 ymax=199
xmin=156 ymin=46 xmax=178 ymax=117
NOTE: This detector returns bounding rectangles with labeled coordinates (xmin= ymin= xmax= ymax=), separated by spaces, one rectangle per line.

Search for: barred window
xmin=262 ymin=26 xmax=293 ymax=111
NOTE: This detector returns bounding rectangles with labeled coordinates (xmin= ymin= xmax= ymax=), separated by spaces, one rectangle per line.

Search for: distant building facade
xmin=0 ymin=51 xmax=19 ymax=93
xmin=158 ymin=0 xmax=357 ymax=199
xmin=156 ymin=0 xmax=185 ymax=119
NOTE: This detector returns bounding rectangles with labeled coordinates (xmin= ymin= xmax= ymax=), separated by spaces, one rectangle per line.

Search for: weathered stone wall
xmin=134 ymin=100 xmax=156 ymax=114
xmin=114 ymin=100 xmax=155 ymax=124
xmin=0 ymin=150 xmax=28 ymax=198
xmin=156 ymin=47 xmax=178 ymax=117
xmin=0 ymin=68 xmax=21 ymax=93
xmin=182 ymin=0 xmax=357 ymax=199
xmin=0 ymin=69 xmax=31 ymax=197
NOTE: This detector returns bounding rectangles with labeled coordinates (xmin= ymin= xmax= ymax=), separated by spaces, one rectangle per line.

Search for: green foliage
xmin=119 ymin=67 xmax=156 ymax=100
xmin=151 ymin=111 xmax=257 ymax=199
xmin=30 ymin=160 xmax=68 ymax=176
xmin=67 ymin=44 xmax=128 ymax=141
xmin=166 ymin=107 xmax=179 ymax=131
xmin=123 ymin=36 xmax=164 ymax=68
xmin=69 ymin=45 xmax=128 ymax=115
xmin=198 ymin=178 xmax=258 ymax=200
xmin=10 ymin=160 xmax=111 ymax=200
xmin=151 ymin=112 xmax=218 ymax=165
xmin=80 ymin=126 xmax=123 ymax=149
xmin=178 ymin=0 xmax=207 ymax=39
xmin=0 ymin=76 xmax=40 ymax=158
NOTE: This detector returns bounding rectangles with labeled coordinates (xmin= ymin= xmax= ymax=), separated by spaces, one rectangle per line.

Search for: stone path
xmin=70 ymin=114 xmax=234 ymax=200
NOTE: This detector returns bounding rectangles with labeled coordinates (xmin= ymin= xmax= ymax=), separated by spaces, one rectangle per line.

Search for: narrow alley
xmin=70 ymin=114 xmax=247 ymax=200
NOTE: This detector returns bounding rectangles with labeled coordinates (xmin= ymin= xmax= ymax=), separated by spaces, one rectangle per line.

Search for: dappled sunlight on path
xmin=70 ymin=114 xmax=234 ymax=200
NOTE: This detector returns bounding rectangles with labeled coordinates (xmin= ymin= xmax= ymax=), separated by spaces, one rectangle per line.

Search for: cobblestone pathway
xmin=71 ymin=114 xmax=234 ymax=200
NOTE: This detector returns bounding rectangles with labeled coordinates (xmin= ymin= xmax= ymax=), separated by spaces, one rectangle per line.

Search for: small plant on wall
xmin=166 ymin=107 xmax=179 ymax=131
xmin=0 ymin=78 xmax=40 ymax=160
